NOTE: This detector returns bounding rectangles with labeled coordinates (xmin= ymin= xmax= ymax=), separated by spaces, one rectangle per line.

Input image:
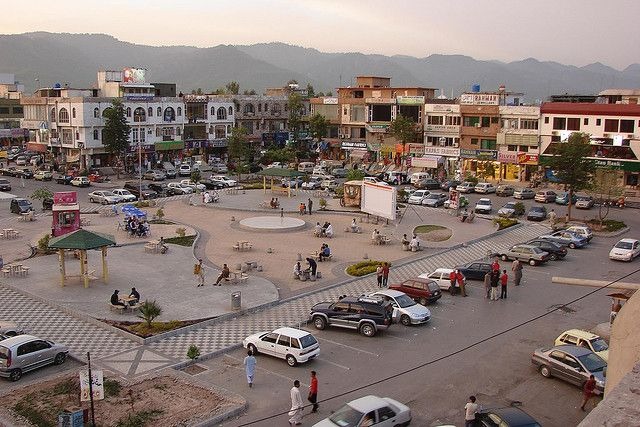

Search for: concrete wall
xmin=605 ymin=291 xmax=640 ymax=393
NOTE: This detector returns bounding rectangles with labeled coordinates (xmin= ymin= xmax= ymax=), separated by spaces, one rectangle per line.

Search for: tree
xmin=306 ymin=83 xmax=315 ymax=97
xmin=243 ymin=89 xmax=257 ymax=95
xmin=137 ymin=300 xmax=162 ymax=328
xmin=102 ymin=99 xmax=131 ymax=178
xmin=388 ymin=114 xmax=419 ymax=169
xmin=590 ymin=168 xmax=624 ymax=225
xmin=228 ymin=126 xmax=251 ymax=181
xmin=346 ymin=169 xmax=365 ymax=181
xmin=308 ymin=113 xmax=328 ymax=142
xmin=287 ymin=92 xmax=303 ymax=146
xmin=287 ymin=79 xmax=299 ymax=86
xmin=225 ymin=81 xmax=240 ymax=95
xmin=546 ymin=132 xmax=595 ymax=219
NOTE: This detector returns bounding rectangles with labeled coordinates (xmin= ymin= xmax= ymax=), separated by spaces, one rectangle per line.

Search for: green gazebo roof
xmin=48 ymin=229 xmax=116 ymax=250
xmin=257 ymin=168 xmax=305 ymax=177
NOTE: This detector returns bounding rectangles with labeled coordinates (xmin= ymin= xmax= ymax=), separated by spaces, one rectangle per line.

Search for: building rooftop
xmin=541 ymin=102 xmax=640 ymax=116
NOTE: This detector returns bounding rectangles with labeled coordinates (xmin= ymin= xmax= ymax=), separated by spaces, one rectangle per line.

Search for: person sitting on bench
xmin=110 ymin=290 xmax=126 ymax=307
xmin=314 ymin=222 xmax=323 ymax=237
xmin=350 ymin=218 xmax=359 ymax=233
xmin=324 ymin=223 xmax=334 ymax=238
xmin=215 ymin=264 xmax=230 ymax=286
xmin=129 ymin=287 xmax=140 ymax=304
xmin=319 ymin=244 xmax=331 ymax=262
xmin=293 ymin=261 xmax=302 ymax=279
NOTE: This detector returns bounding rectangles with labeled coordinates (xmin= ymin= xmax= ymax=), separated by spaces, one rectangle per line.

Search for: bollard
xmin=231 ymin=291 xmax=241 ymax=310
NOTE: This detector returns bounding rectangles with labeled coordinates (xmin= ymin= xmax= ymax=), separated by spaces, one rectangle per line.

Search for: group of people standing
xmin=375 ymin=262 xmax=390 ymax=287
xmin=483 ymin=258 xmax=523 ymax=301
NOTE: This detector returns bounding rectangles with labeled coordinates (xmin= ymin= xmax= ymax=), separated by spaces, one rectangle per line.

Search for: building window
xmin=72 ymin=108 xmax=76 ymax=119
xmin=148 ymin=107 xmax=153 ymax=117
xmin=551 ymin=135 xmax=561 ymax=142
xmin=596 ymin=118 xmax=601 ymax=126
xmin=177 ymin=107 xmax=182 ymax=116
xmin=463 ymin=116 xmax=480 ymax=127
xmin=258 ymin=103 xmax=262 ymax=112
xmin=176 ymin=127 xmax=181 ymax=136
xmin=140 ymin=127 xmax=145 ymax=142
xmin=227 ymin=125 xmax=231 ymax=133
xmin=620 ymin=119 xmax=635 ymax=133
xmin=480 ymin=116 xmax=490 ymax=127
xmin=51 ymin=108 xmax=56 ymax=122
xmin=0 ymin=107 xmax=9 ymax=114
xmin=58 ymin=108 xmax=69 ymax=123
xmin=491 ymin=117 xmax=499 ymax=124
xmin=12 ymin=106 xmax=23 ymax=114
xmin=272 ymin=104 xmax=281 ymax=114
xmin=471 ymin=138 xmax=478 ymax=145
xmin=567 ymin=118 xmax=580 ymax=131
xmin=544 ymin=116 xmax=549 ymax=124
xmin=163 ymin=107 xmax=175 ymax=122
xmin=552 ymin=117 xmax=566 ymax=130
xmin=583 ymin=118 xmax=589 ymax=125
xmin=133 ymin=107 xmax=146 ymax=122
xmin=264 ymin=103 xmax=268 ymax=112
xmin=520 ymin=119 xmax=538 ymax=130
xmin=446 ymin=116 xmax=460 ymax=126
xmin=209 ymin=125 xmax=214 ymax=134
xmin=604 ymin=119 xmax=619 ymax=132
xmin=93 ymin=129 xmax=99 ymax=140
xmin=427 ymin=116 xmax=444 ymax=125
xmin=210 ymin=106 xmax=215 ymax=116
xmin=93 ymin=107 xmax=99 ymax=118
xmin=217 ymin=107 xmax=227 ymax=120
xmin=507 ymin=145 xmax=518 ymax=151
xmin=126 ymin=107 xmax=132 ymax=118
xmin=244 ymin=104 xmax=255 ymax=114
xmin=156 ymin=107 xmax=161 ymax=116
xmin=480 ymin=139 xmax=496 ymax=150
xmin=132 ymin=128 xmax=138 ymax=143
xmin=228 ymin=106 xmax=233 ymax=116
xmin=156 ymin=127 xmax=161 ymax=137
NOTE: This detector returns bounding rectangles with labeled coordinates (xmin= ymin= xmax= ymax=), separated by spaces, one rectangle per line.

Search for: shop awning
xmin=155 ymin=141 xmax=184 ymax=151
xmin=411 ymin=155 xmax=443 ymax=168
xmin=27 ymin=142 xmax=49 ymax=153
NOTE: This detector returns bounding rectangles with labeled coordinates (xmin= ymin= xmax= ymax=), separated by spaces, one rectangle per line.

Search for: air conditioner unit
xmin=475 ymin=123 xmax=481 ymax=128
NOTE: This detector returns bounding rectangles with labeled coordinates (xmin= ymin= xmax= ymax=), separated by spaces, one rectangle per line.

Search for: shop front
xmin=461 ymin=149 xmax=498 ymax=179
xmin=593 ymin=158 xmax=640 ymax=189
xmin=517 ymin=153 xmax=539 ymax=182
xmin=318 ymin=139 xmax=342 ymax=160
xmin=342 ymin=141 xmax=373 ymax=164
xmin=424 ymin=146 xmax=460 ymax=178
xmin=155 ymin=140 xmax=185 ymax=164
xmin=126 ymin=143 xmax=155 ymax=173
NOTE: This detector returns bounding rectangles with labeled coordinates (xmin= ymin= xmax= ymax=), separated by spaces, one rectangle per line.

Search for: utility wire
xmin=236 ymin=266 xmax=640 ymax=426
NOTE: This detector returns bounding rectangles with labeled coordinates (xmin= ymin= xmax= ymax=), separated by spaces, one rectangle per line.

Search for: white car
xmin=266 ymin=162 xmax=286 ymax=169
xmin=0 ymin=321 xmax=24 ymax=337
xmin=370 ymin=289 xmax=431 ymax=326
xmin=474 ymin=182 xmax=496 ymax=193
xmin=111 ymin=189 xmax=137 ymax=202
xmin=312 ymin=395 xmax=412 ymax=427
xmin=498 ymin=202 xmax=518 ymax=217
xmin=33 ymin=170 xmax=52 ymax=181
xmin=566 ymin=225 xmax=594 ymax=242
xmin=474 ymin=198 xmax=493 ymax=214
xmin=419 ymin=268 xmax=457 ymax=292
xmin=609 ymin=238 xmax=640 ymax=262
xmin=302 ymin=177 xmax=323 ymax=190
xmin=178 ymin=164 xmax=191 ymax=176
xmin=408 ymin=190 xmax=430 ymax=205
xmin=211 ymin=175 xmax=237 ymax=187
xmin=311 ymin=172 xmax=334 ymax=181
xmin=321 ymin=179 xmax=338 ymax=191
xmin=179 ymin=179 xmax=206 ymax=191
xmin=167 ymin=182 xmax=194 ymax=194
xmin=363 ymin=176 xmax=390 ymax=186
xmin=242 ymin=327 xmax=320 ymax=367
xmin=70 ymin=176 xmax=90 ymax=187
xmin=88 ymin=191 xmax=121 ymax=204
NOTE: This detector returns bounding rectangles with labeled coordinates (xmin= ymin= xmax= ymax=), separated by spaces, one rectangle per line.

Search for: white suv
xmin=178 ymin=164 xmax=191 ymax=176
xmin=242 ymin=327 xmax=320 ymax=367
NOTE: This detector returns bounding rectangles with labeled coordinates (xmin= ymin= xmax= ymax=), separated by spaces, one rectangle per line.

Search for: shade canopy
xmin=257 ymin=168 xmax=305 ymax=178
xmin=48 ymin=229 xmax=116 ymax=250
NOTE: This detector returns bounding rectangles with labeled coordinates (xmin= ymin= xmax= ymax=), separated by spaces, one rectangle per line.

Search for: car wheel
xmin=313 ymin=316 xmax=326 ymax=330
xmin=9 ymin=369 xmax=22 ymax=381
xmin=359 ymin=323 xmax=376 ymax=337
xmin=539 ymin=365 xmax=552 ymax=378
xmin=549 ymin=253 xmax=558 ymax=261
xmin=248 ymin=344 xmax=258 ymax=355
xmin=54 ymin=352 xmax=67 ymax=365
xmin=286 ymin=354 xmax=297 ymax=367
xmin=569 ymin=243 xmax=576 ymax=249
xmin=102 ymin=200 xmax=108 ymax=205
xmin=400 ymin=314 xmax=412 ymax=326
xmin=529 ymin=259 xmax=537 ymax=266
xmin=501 ymin=254 xmax=508 ymax=261
xmin=419 ymin=297 xmax=428 ymax=306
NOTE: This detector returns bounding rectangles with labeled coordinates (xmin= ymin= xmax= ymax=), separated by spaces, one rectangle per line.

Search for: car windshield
xmin=577 ymin=353 xmax=607 ymax=372
xmin=478 ymin=200 xmax=490 ymax=205
xmin=531 ymin=207 xmax=544 ymax=212
xmin=577 ymin=196 xmax=590 ymax=201
xmin=590 ymin=338 xmax=609 ymax=352
xmin=103 ymin=192 xmax=116 ymax=196
xmin=503 ymin=203 xmax=516 ymax=208
xmin=328 ymin=405 xmax=364 ymax=426
xmin=428 ymin=282 xmax=441 ymax=292
xmin=615 ymin=241 xmax=634 ymax=249
xmin=298 ymin=334 xmax=318 ymax=349
xmin=17 ymin=200 xmax=31 ymax=206
xmin=426 ymin=194 xmax=439 ymax=199
xmin=394 ymin=294 xmax=416 ymax=308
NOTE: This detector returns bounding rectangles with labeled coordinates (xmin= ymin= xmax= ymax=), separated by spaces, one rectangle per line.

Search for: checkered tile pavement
xmin=149 ymin=222 xmax=550 ymax=359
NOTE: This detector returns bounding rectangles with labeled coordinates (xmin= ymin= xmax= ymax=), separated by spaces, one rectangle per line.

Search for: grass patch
xmin=52 ymin=378 xmax=77 ymax=395
xmin=346 ymin=260 xmax=389 ymax=277
xmin=164 ymin=235 xmax=196 ymax=246
xmin=414 ymin=225 xmax=446 ymax=234
xmin=115 ymin=409 xmax=164 ymax=427
xmin=129 ymin=320 xmax=184 ymax=337
xmin=104 ymin=379 xmax=122 ymax=397
xmin=587 ymin=219 xmax=626 ymax=232
xmin=12 ymin=398 xmax=55 ymax=427
xmin=493 ymin=217 xmax=519 ymax=230
xmin=239 ymin=182 xmax=265 ymax=190
xmin=148 ymin=219 xmax=175 ymax=225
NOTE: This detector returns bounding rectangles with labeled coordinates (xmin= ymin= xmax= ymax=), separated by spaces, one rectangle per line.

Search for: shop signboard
xmin=498 ymin=151 xmax=519 ymax=164
xmin=424 ymin=146 xmax=460 ymax=157
xmin=477 ymin=150 xmax=498 ymax=160
xmin=408 ymin=143 xmax=425 ymax=155
xmin=366 ymin=124 xmax=389 ymax=133
xmin=396 ymin=96 xmax=425 ymax=105
xmin=341 ymin=141 xmax=368 ymax=150
xmin=594 ymin=159 xmax=640 ymax=172
xmin=517 ymin=153 xmax=539 ymax=164
xmin=80 ymin=370 xmax=104 ymax=402
xmin=323 ymin=97 xmax=338 ymax=105
xmin=460 ymin=93 xmax=499 ymax=106
xmin=460 ymin=148 xmax=477 ymax=158
xmin=411 ymin=156 xmax=442 ymax=168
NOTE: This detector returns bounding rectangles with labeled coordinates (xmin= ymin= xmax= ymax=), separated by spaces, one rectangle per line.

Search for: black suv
xmin=124 ymin=181 xmax=158 ymax=200
xmin=310 ymin=296 xmax=393 ymax=337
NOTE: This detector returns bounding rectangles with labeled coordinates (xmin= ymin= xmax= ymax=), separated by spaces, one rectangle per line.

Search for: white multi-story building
xmin=496 ymin=105 xmax=540 ymax=181
xmin=423 ymin=101 xmax=461 ymax=175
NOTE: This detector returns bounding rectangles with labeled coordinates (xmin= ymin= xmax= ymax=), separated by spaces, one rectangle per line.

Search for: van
xmin=382 ymin=171 xmax=408 ymax=185
xmin=410 ymin=172 xmax=430 ymax=184
xmin=298 ymin=162 xmax=315 ymax=173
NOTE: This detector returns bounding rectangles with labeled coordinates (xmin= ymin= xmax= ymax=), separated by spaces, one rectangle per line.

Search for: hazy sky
xmin=4 ymin=0 xmax=639 ymax=69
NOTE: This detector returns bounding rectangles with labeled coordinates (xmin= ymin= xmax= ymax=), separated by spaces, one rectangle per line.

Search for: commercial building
xmin=310 ymin=96 xmax=341 ymax=159
xmin=0 ymin=74 xmax=27 ymax=148
xmin=497 ymin=105 xmax=540 ymax=181
xmin=423 ymin=100 xmax=461 ymax=177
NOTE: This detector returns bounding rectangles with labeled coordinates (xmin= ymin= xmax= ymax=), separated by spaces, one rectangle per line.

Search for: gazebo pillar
xmin=101 ymin=246 xmax=108 ymax=282
xmin=58 ymin=249 xmax=66 ymax=287
xmin=263 ymin=176 xmax=266 ymax=194
xmin=81 ymin=250 xmax=89 ymax=289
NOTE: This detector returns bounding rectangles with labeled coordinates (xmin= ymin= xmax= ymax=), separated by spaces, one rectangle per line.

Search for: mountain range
xmin=1 ymin=32 xmax=639 ymax=102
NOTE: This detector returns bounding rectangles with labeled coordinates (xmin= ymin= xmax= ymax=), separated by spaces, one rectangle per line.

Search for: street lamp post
xmin=138 ymin=123 xmax=142 ymax=200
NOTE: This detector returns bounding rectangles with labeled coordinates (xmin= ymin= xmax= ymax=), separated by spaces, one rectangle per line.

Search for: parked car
xmin=42 ymin=198 xmax=54 ymax=211
xmin=53 ymin=173 xmax=73 ymax=185
xmin=566 ymin=225 xmax=594 ymax=242
xmin=513 ymin=187 xmax=535 ymax=199
xmin=210 ymin=175 xmax=237 ymax=187
xmin=555 ymin=191 xmax=578 ymax=205
xmin=422 ymin=193 xmax=448 ymax=207
xmin=414 ymin=178 xmax=441 ymax=190
xmin=475 ymin=406 xmax=541 ymax=427
xmin=88 ymin=191 xmax=122 ymax=205
xmin=575 ymin=195 xmax=595 ymax=209
xmin=369 ymin=289 xmax=431 ymax=326
xmin=410 ymin=172 xmax=430 ymax=184
xmin=525 ymin=239 xmax=568 ymax=260
xmin=199 ymin=179 xmax=226 ymax=190
xmin=498 ymin=201 xmax=518 ymax=217
xmin=455 ymin=261 xmax=493 ymax=280
xmin=162 ymin=167 xmax=177 ymax=178
xmin=456 ymin=181 xmax=476 ymax=193
xmin=440 ymin=179 xmax=461 ymax=191
xmin=408 ymin=189 xmax=430 ymax=205
xmin=531 ymin=345 xmax=606 ymax=394
xmin=526 ymin=206 xmax=548 ymax=221
xmin=388 ymin=278 xmax=442 ymax=306
xmin=382 ymin=171 xmax=409 ymax=185
xmin=143 ymin=170 xmax=165 ymax=181
xmin=474 ymin=198 xmax=493 ymax=214
xmin=310 ymin=295 xmax=393 ymax=337
xmin=178 ymin=164 xmax=192 ymax=176
xmin=210 ymin=163 xmax=228 ymax=173
xmin=474 ymin=182 xmax=496 ymax=194
xmin=609 ymin=238 xmax=640 ymax=262
xmin=0 ymin=334 xmax=69 ymax=381
xmin=147 ymin=182 xmax=170 ymax=196
xmin=111 ymin=189 xmax=137 ymax=202
xmin=15 ymin=156 xmax=27 ymax=166
xmin=0 ymin=179 xmax=10 ymax=192
xmin=555 ymin=329 xmax=609 ymax=362
xmin=166 ymin=182 xmax=194 ymax=195
xmin=33 ymin=170 xmax=53 ymax=181
xmin=418 ymin=268 xmax=458 ymax=293
xmin=321 ymin=179 xmax=338 ymax=191
xmin=496 ymin=185 xmax=515 ymax=197
xmin=498 ymin=244 xmax=550 ymax=266
xmin=70 ymin=176 xmax=90 ymax=187
xmin=363 ymin=176 xmax=387 ymax=185
xmin=312 ymin=395 xmax=411 ymax=427
xmin=10 ymin=198 xmax=33 ymax=214
xmin=180 ymin=179 xmax=206 ymax=191
xmin=539 ymin=230 xmax=588 ymax=249
xmin=331 ymin=168 xmax=348 ymax=178
xmin=266 ymin=162 xmax=286 ymax=169
xmin=0 ymin=322 xmax=24 ymax=337
xmin=535 ymin=190 xmax=557 ymax=203
xmin=242 ymin=327 xmax=320 ymax=367
xmin=19 ymin=169 xmax=34 ymax=179
xmin=302 ymin=177 xmax=323 ymax=190
xmin=123 ymin=182 xmax=158 ymax=200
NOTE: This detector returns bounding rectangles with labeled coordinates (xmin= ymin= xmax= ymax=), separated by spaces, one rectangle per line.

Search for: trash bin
xmin=231 ymin=291 xmax=241 ymax=310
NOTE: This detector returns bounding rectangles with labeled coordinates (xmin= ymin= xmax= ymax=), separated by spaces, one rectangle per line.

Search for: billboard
xmin=122 ymin=68 xmax=146 ymax=84
xmin=361 ymin=182 xmax=396 ymax=220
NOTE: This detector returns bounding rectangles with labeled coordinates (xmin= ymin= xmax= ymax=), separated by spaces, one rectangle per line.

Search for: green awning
xmin=155 ymin=141 xmax=184 ymax=151
xmin=49 ymin=229 xmax=116 ymax=250
xmin=257 ymin=168 xmax=305 ymax=178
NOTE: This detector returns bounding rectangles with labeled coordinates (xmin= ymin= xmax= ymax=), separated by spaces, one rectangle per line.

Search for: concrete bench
xmin=109 ymin=304 xmax=126 ymax=313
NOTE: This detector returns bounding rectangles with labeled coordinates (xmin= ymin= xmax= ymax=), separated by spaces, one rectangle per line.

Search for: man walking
xmin=194 ymin=259 xmax=205 ymax=287
xmin=490 ymin=270 xmax=500 ymax=301
xmin=511 ymin=259 xmax=523 ymax=286
xmin=457 ymin=270 xmax=467 ymax=297
xmin=308 ymin=371 xmax=319 ymax=413
xmin=288 ymin=379 xmax=304 ymax=425
xmin=580 ymin=374 xmax=597 ymax=411
xmin=381 ymin=262 xmax=390 ymax=288
xmin=243 ymin=350 xmax=256 ymax=388
xmin=308 ymin=198 xmax=313 ymax=215
xmin=500 ymin=269 xmax=508 ymax=299
xmin=484 ymin=271 xmax=492 ymax=299
xmin=464 ymin=395 xmax=478 ymax=427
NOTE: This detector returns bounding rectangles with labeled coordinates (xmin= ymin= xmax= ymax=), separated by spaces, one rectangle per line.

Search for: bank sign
xmin=594 ymin=158 xmax=640 ymax=172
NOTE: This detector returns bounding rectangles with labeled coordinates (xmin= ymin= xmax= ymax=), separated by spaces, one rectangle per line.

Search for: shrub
xmin=175 ymin=227 xmax=186 ymax=237
xmin=190 ymin=169 xmax=201 ymax=184
xmin=319 ymin=198 xmax=327 ymax=209
xmin=346 ymin=260 xmax=390 ymax=277
xmin=346 ymin=169 xmax=365 ymax=181
xmin=104 ymin=378 xmax=122 ymax=397
xmin=155 ymin=208 xmax=165 ymax=220
xmin=463 ymin=174 xmax=478 ymax=185
xmin=137 ymin=300 xmax=162 ymax=328
xmin=334 ymin=186 xmax=344 ymax=198
xmin=514 ymin=202 xmax=526 ymax=216
xmin=493 ymin=217 xmax=519 ymax=230
xmin=187 ymin=345 xmax=201 ymax=360
xmin=31 ymin=187 xmax=53 ymax=202
xmin=37 ymin=234 xmax=51 ymax=252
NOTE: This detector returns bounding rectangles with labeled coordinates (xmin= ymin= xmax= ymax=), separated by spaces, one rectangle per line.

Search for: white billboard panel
xmin=361 ymin=182 xmax=396 ymax=220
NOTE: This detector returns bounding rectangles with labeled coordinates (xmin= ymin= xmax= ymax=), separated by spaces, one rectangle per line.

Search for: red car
xmin=389 ymin=278 xmax=442 ymax=305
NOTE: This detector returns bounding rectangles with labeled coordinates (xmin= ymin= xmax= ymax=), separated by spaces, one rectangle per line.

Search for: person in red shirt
xmin=500 ymin=269 xmax=508 ymax=299
xmin=381 ymin=263 xmax=390 ymax=287
xmin=457 ymin=270 xmax=467 ymax=297
xmin=308 ymin=370 xmax=319 ymax=412
xmin=581 ymin=374 xmax=597 ymax=411
xmin=491 ymin=258 xmax=501 ymax=273
xmin=449 ymin=270 xmax=457 ymax=295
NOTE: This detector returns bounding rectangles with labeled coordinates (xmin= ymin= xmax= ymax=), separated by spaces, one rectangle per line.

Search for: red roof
xmin=541 ymin=102 xmax=640 ymax=117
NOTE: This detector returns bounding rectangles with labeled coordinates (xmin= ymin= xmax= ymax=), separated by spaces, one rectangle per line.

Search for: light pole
xmin=138 ymin=123 xmax=142 ymax=200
